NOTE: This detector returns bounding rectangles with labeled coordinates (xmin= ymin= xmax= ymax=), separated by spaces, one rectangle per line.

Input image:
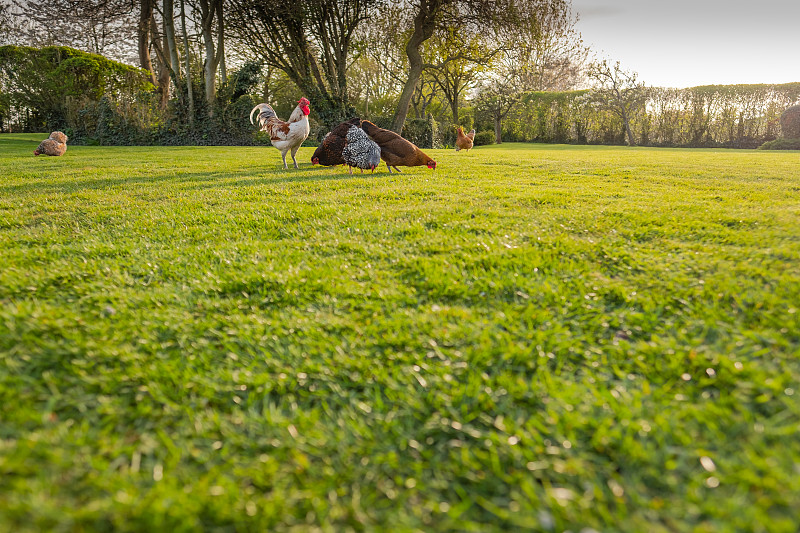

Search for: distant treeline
xmin=2 ymin=46 xmax=799 ymax=149
xmin=491 ymin=84 xmax=800 ymax=148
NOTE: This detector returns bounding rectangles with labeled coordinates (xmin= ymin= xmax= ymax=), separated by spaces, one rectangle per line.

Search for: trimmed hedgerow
xmin=473 ymin=130 xmax=496 ymax=146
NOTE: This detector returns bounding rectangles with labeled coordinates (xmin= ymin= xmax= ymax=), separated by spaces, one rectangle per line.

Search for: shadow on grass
xmin=0 ymin=163 xmax=394 ymax=196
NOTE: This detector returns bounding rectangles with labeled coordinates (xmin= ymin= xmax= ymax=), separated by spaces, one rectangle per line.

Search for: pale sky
xmin=571 ymin=0 xmax=800 ymax=88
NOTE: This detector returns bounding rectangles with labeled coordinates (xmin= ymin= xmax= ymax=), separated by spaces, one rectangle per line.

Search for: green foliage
xmin=758 ymin=137 xmax=800 ymax=150
xmin=0 ymin=45 xmax=153 ymax=131
xmin=473 ymin=130 xmax=495 ymax=145
xmin=496 ymin=90 xmax=588 ymax=143
xmin=366 ymin=115 xmax=394 ymax=131
xmin=780 ymin=104 xmax=800 ymax=139
xmin=401 ymin=116 xmax=439 ymax=149
xmin=218 ymin=61 xmax=263 ymax=103
xmin=356 ymin=116 xmax=439 ymax=149
xmin=310 ymin=97 xmax=359 ymax=131
xmin=1 ymin=138 xmax=799 ymax=531
xmin=0 ymin=49 xmax=280 ymax=146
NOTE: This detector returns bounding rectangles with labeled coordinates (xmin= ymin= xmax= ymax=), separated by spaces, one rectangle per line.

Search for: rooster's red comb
xmin=298 ymin=97 xmax=310 ymax=106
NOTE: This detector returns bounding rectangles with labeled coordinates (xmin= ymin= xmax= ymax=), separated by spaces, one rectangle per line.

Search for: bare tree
xmin=410 ymin=73 xmax=439 ymax=118
xmin=348 ymin=2 xmax=410 ymax=118
xmin=502 ymin=0 xmax=586 ymax=92
xmin=475 ymin=0 xmax=587 ymax=143
xmin=475 ymin=79 xmax=517 ymax=143
xmin=389 ymin=0 xmax=518 ymax=133
xmin=425 ymin=29 xmax=497 ymax=124
xmin=586 ymin=59 xmax=648 ymax=146
xmin=6 ymin=0 xmax=138 ymax=63
xmin=227 ymin=0 xmax=378 ymax=127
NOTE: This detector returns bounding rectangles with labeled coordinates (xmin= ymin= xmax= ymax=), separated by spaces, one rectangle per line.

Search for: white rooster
xmin=250 ymin=98 xmax=311 ymax=169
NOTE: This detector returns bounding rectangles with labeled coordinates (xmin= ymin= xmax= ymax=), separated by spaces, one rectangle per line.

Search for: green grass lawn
xmin=1 ymin=133 xmax=799 ymax=532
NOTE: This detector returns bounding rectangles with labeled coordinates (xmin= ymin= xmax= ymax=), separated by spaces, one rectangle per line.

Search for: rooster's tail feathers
xmin=250 ymin=103 xmax=276 ymax=126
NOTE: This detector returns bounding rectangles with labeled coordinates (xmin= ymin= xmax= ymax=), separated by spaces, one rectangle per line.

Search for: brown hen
xmin=360 ymin=120 xmax=437 ymax=173
xmin=455 ymin=127 xmax=475 ymax=151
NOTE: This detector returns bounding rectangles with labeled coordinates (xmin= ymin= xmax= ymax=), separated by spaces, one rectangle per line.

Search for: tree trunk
xmin=138 ymin=0 xmax=157 ymax=86
xmin=451 ymin=94 xmax=459 ymax=125
xmin=392 ymin=42 xmax=424 ymax=133
xmin=216 ymin=0 xmax=226 ymax=84
xmin=391 ymin=1 xmax=438 ymax=134
xmin=150 ymin=17 xmax=172 ymax=109
xmin=494 ymin=114 xmax=502 ymax=144
xmin=157 ymin=60 xmax=171 ymax=109
xmin=624 ymin=120 xmax=636 ymax=146
xmin=199 ymin=0 xmax=221 ymax=110
xmin=180 ymin=0 xmax=194 ymax=125
xmin=621 ymin=107 xmax=636 ymax=146
xmin=203 ymin=35 xmax=217 ymax=107
xmin=164 ymin=0 xmax=181 ymax=83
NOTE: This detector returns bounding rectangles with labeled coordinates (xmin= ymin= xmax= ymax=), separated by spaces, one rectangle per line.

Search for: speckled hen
xmin=341 ymin=125 xmax=381 ymax=175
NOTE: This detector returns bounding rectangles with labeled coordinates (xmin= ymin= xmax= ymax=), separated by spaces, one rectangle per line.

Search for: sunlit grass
xmin=1 ymin=133 xmax=799 ymax=531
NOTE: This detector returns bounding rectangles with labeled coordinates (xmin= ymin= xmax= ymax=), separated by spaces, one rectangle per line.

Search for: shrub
xmin=780 ymin=104 xmax=800 ymax=139
xmin=361 ymin=116 xmax=441 ymax=149
xmin=366 ymin=115 xmax=394 ymax=131
xmin=758 ymin=138 xmax=800 ymax=150
xmin=473 ymin=131 xmax=495 ymax=146
xmin=402 ymin=117 xmax=439 ymax=149
xmin=0 ymin=45 xmax=153 ymax=132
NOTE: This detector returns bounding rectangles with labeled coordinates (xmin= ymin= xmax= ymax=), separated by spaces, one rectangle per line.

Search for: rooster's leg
xmin=348 ymin=165 xmax=353 ymax=176
xmin=393 ymin=166 xmax=402 ymax=173
xmin=280 ymin=151 xmax=289 ymax=170
xmin=290 ymin=146 xmax=300 ymax=169
xmin=386 ymin=163 xmax=393 ymax=174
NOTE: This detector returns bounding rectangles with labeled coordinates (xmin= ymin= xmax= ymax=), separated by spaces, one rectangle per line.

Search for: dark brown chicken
xmin=360 ymin=120 xmax=437 ymax=173
xmin=311 ymin=117 xmax=362 ymax=166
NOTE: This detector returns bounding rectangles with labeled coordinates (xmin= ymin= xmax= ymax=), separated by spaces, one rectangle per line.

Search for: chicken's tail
xmin=250 ymin=103 xmax=276 ymax=128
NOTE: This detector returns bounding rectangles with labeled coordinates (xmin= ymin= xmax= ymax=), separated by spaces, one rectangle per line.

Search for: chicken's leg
xmin=290 ymin=145 xmax=301 ymax=169
xmin=280 ymin=150 xmax=289 ymax=170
